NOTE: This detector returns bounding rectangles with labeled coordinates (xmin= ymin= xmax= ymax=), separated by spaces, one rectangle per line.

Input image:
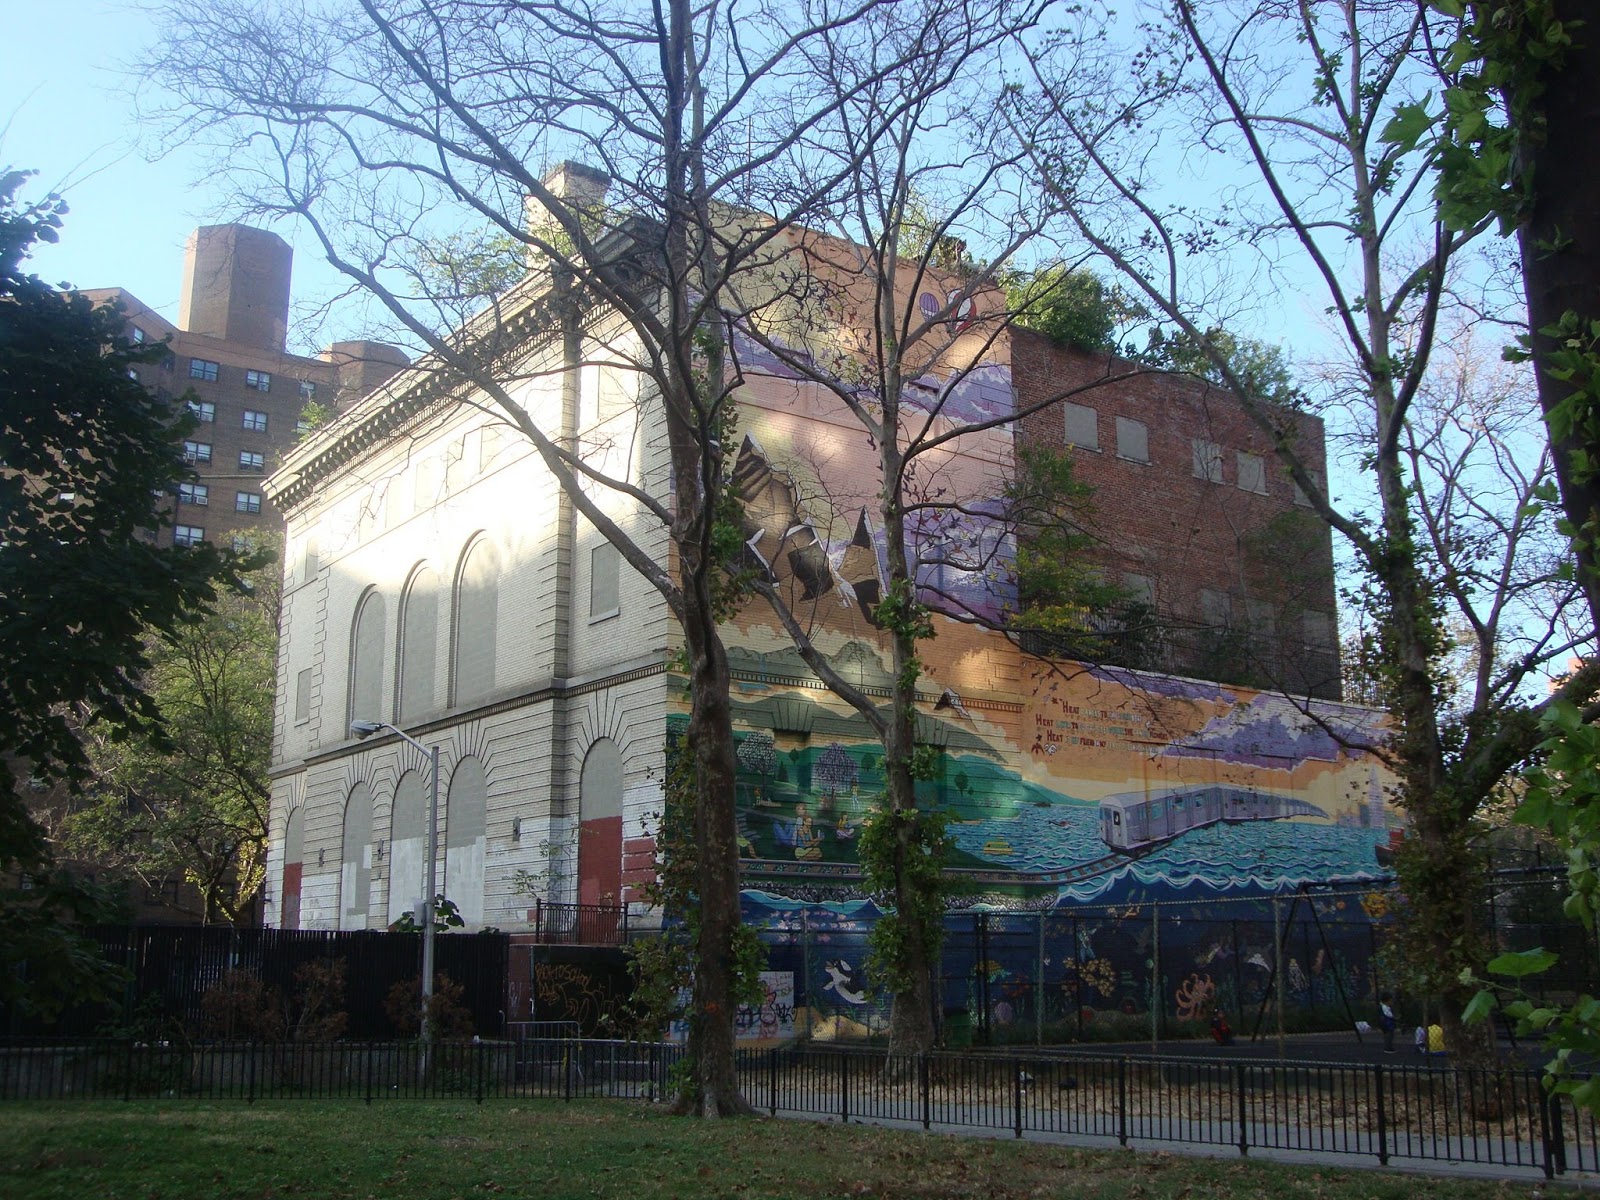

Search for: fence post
xmin=1036 ymin=913 xmax=1045 ymax=1047
xmin=1013 ymin=1056 xmax=1024 ymax=1139
xmin=123 ymin=1039 xmax=133 ymax=1103
xmin=840 ymin=1051 xmax=849 ymax=1123
xmin=564 ymin=1038 xmax=574 ymax=1102
xmin=1373 ymin=1063 xmax=1388 ymax=1167
xmin=365 ymin=1039 xmax=374 ymax=1105
xmin=1074 ymin=916 xmax=1084 ymax=1043
xmin=1234 ymin=1061 xmax=1248 ymax=1157
xmin=769 ymin=1046 xmax=778 ymax=1116
xmin=247 ymin=1040 xmax=257 ymax=1104
xmin=1546 ymin=1079 xmax=1567 ymax=1176
xmin=1151 ymin=902 xmax=1161 ymax=1050
xmin=921 ymin=1053 xmax=931 ymax=1130
xmin=1117 ymin=1057 xmax=1128 ymax=1147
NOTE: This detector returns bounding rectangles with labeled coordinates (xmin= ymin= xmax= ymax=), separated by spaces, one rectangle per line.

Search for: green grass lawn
xmin=0 ymin=1100 xmax=1548 ymax=1200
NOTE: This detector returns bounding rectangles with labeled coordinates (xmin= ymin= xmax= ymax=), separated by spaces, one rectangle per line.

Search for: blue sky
xmin=1 ymin=1 xmax=345 ymax=355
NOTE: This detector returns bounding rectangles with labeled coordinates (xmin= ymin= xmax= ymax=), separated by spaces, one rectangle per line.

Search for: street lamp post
xmin=351 ymin=719 xmax=439 ymax=1078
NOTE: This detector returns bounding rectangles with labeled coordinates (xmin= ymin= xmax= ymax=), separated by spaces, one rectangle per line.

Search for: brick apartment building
xmin=1012 ymin=329 xmax=1341 ymax=701
xmin=84 ymin=224 xmax=408 ymax=549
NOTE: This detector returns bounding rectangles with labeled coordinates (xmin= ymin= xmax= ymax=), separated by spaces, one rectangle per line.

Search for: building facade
xmin=85 ymin=224 xmax=408 ymax=549
xmin=260 ymin=200 xmax=1392 ymax=942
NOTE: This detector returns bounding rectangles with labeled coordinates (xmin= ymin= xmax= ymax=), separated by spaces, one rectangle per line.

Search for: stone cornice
xmin=265 ymin=279 xmax=570 ymax=513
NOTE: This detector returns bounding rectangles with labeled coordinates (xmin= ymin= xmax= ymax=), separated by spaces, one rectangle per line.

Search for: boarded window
xmin=1303 ymin=610 xmax=1334 ymax=648
xmin=590 ymin=542 xmax=621 ymax=618
xmin=1192 ymin=439 xmax=1223 ymax=483
xmin=1115 ymin=416 xmax=1149 ymax=463
xmin=399 ymin=567 xmax=438 ymax=721
xmin=349 ymin=591 xmax=387 ymax=726
xmin=387 ymin=769 xmax=429 ymax=926
xmin=454 ymin=539 xmax=499 ymax=705
xmin=1199 ymin=588 xmax=1233 ymax=629
xmin=294 ymin=667 xmax=312 ymax=723
xmin=340 ymin=782 xmax=374 ymax=930
xmin=1063 ymin=403 xmax=1098 ymax=451
xmin=445 ymin=756 xmax=488 ymax=926
xmin=1237 ymin=451 xmax=1268 ymax=494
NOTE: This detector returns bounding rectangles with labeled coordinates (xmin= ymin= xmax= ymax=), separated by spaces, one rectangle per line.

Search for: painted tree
xmin=1011 ymin=0 xmax=1597 ymax=1059
xmin=146 ymin=0 xmax=1033 ymax=1111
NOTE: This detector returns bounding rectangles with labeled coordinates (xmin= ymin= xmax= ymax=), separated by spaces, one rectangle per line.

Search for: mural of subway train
xmin=1099 ymin=786 xmax=1327 ymax=852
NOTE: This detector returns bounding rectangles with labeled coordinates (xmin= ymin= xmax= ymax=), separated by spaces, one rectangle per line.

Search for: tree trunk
xmin=1510 ymin=0 xmax=1600 ymax=634
xmin=672 ymin=588 xmax=753 ymax=1116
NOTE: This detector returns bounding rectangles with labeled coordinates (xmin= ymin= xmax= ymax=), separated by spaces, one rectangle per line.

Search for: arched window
xmin=578 ymin=738 xmax=624 ymax=908
xmin=387 ymin=769 xmax=429 ymax=926
xmin=453 ymin=538 xmax=499 ymax=706
xmin=340 ymin=782 xmax=374 ymax=929
xmin=444 ymin=756 xmax=488 ymax=926
xmin=349 ymin=589 xmax=387 ymax=727
xmin=397 ymin=566 xmax=438 ymax=721
xmin=281 ymin=806 xmax=305 ymax=930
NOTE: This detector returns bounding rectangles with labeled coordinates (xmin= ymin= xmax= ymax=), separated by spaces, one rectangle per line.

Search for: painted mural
xmin=701 ymin=287 xmax=1397 ymax=930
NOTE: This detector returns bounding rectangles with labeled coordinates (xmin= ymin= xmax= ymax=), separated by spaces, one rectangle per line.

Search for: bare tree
xmin=145 ymin=0 xmax=1045 ymax=1111
xmin=1011 ymin=0 xmax=1598 ymax=1059
xmin=718 ymin=2 xmax=1163 ymax=1057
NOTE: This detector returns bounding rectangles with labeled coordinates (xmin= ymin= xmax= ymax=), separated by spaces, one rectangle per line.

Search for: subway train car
xmin=1099 ymin=786 xmax=1326 ymax=852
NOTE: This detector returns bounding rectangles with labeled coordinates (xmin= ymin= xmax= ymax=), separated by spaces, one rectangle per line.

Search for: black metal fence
xmin=3 ymin=1036 xmax=1595 ymax=1179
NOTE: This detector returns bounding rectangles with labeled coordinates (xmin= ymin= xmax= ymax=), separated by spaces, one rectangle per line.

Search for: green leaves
xmin=1485 ymin=948 xmax=1559 ymax=978
xmin=1380 ymin=99 xmax=1436 ymax=156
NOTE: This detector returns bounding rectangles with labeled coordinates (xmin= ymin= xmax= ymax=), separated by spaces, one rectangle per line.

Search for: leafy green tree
xmin=1137 ymin=325 xmax=1304 ymax=411
xmin=66 ymin=540 xmax=279 ymax=925
xmin=1 ymin=170 xmax=236 ymax=1016
xmin=1005 ymin=265 xmax=1123 ymax=353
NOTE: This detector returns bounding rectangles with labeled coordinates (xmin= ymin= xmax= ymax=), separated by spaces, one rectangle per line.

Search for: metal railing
xmin=529 ymin=900 xmax=631 ymax=946
xmin=2 ymin=1037 xmax=1592 ymax=1179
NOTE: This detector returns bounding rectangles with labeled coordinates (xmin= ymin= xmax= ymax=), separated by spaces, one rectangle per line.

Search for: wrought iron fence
xmin=3 ymin=1036 xmax=1595 ymax=1179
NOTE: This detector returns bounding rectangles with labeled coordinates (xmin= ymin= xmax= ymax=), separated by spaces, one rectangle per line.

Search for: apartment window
xmin=239 ymin=450 xmax=265 ymax=472
xmin=242 ymin=409 xmax=268 ymax=433
xmin=1063 ymin=403 xmax=1099 ymax=451
xmin=1237 ymin=451 xmax=1268 ymax=494
xmin=173 ymin=525 xmax=205 ymax=547
xmin=159 ymin=349 xmax=175 ymax=372
xmin=182 ymin=440 xmax=212 ymax=465
xmin=245 ymin=369 xmax=272 ymax=392
xmin=189 ymin=358 xmax=219 ymax=381
xmin=131 ymin=326 xmax=147 ymax=344
xmin=187 ymin=400 xmax=215 ymax=423
xmin=295 ymin=418 xmax=314 ymax=435
xmin=178 ymin=483 xmax=209 ymax=507
xmin=590 ymin=542 xmax=621 ymax=619
xmin=294 ymin=668 xmax=313 ymax=723
xmin=235 ymin=491 xmax=262 ymax=514
xmin=229 ymin=534 xmax=255 ymax=553
xmin=298 ymin=379 xmax=317 ymax=400
xmin=1115 ymin=416 xmax=1149 ymax=463
xmin=1191 ymin=439 xmax=1223 ymax=483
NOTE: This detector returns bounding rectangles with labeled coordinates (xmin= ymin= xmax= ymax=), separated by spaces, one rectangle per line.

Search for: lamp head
xmin=350 ymin=719 xmax=385 ymax=739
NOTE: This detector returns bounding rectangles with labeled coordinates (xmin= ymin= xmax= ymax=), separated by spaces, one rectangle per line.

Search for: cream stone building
xmin=264 ymin=293 xmax=674 ymax=931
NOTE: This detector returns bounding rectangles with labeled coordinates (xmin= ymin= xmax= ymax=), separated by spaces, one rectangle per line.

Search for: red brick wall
xmin=1010 ymin=328 xmax=1340 ymax=698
